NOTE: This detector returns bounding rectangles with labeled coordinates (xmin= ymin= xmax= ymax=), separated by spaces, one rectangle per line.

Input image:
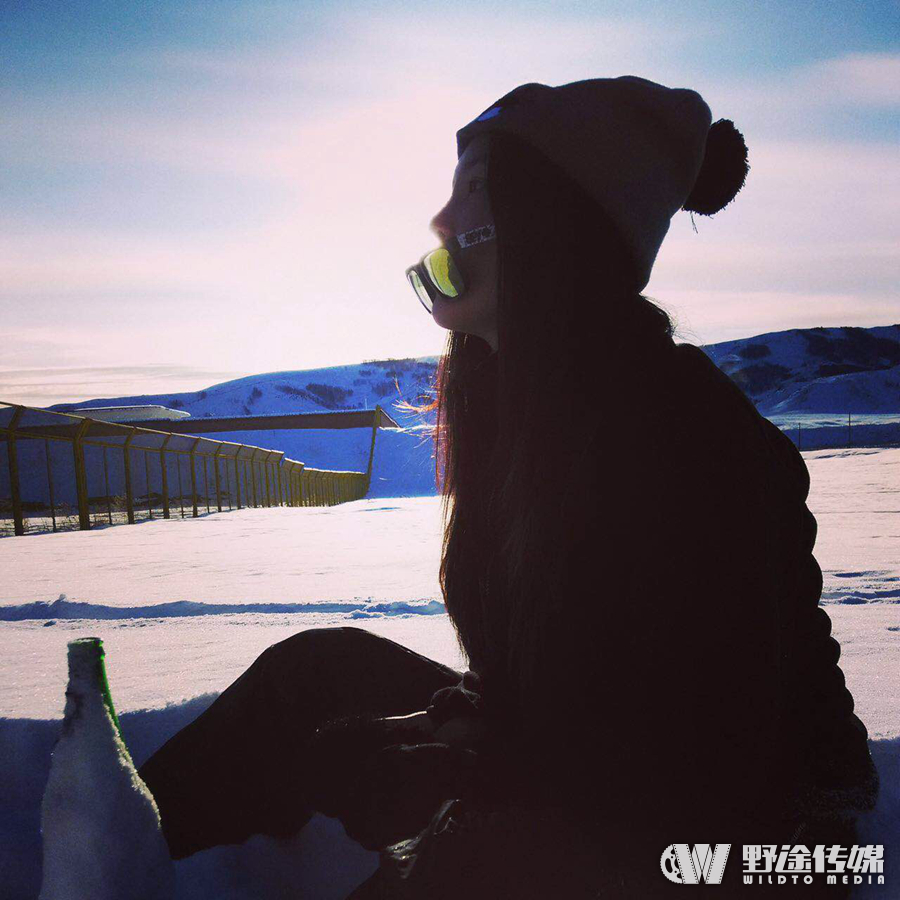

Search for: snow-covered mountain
xmin=43 ymin=325 xmax=898 ymax=470
xmin=51 ymin=325 xmax=899 ymax=425
xmin=701 ymin=324 xmax=900 ymax=415
xmin=51 ymin=357 xmax=442 ymax=429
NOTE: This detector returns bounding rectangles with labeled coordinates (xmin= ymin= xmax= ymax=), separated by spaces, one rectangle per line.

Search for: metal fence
xmin=772 ymin=413 xmax=900 ymax=451
xmin=1 ymin=402 xmax=370 ymax=537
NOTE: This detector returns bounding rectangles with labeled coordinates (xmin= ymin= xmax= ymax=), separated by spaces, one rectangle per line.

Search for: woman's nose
xmin=429 ymin=200 xmax=454 ymax=243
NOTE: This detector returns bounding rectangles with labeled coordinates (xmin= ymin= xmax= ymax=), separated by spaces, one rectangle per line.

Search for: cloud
xmin=146 ymin=9 xmax=711 ymax=89
xmin=647 ymin=132 xmax=899 ymax=343
xmin=0 ymin=8 xmax=715 ymax=180
xmin=792 ymin=52 xmax=900 ymax=107
xmin=2 ymin=8 xmax=897 ymax=392
xmin=0 ymin=364 xmax=243 ymax=408
xmin=705 ymin=52 xmax=900 ymax=141
xmin=658 ymin=289 xmax=900 ymax=348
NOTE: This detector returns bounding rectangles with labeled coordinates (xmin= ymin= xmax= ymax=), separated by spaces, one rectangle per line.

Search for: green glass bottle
xmin=39 ymin=638 xmax=174 ymax=900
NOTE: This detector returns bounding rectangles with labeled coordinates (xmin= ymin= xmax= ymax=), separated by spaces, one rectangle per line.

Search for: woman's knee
xmin=255 ymin=626 xmax=457 ymax=716
xmin=259 ymin=626 xmax=373 ymax=665
xmin=254 ymin=626 xmax=385 ymax=689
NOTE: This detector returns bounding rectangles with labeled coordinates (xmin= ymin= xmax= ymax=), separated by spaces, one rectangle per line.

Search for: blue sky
xmin=2 ymin=0 xmax=898 ymax=405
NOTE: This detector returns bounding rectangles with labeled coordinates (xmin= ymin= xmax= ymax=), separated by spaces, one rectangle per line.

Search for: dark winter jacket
xmin=343 ymin=341 xmax=879 ymax=896
xmin=428 ymin=341 xmax=878 ymax=843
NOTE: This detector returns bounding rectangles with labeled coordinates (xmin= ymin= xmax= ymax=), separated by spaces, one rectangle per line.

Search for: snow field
xmin=0 ymin=447 xmax=898 ymax=897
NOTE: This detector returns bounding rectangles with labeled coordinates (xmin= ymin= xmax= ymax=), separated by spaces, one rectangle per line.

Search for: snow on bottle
xmin=39 ymin=637 xmax=174 ymax=900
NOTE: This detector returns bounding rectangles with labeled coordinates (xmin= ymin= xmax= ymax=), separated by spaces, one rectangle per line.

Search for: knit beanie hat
xmin=456 ymin=75 xmax=749 ymax=293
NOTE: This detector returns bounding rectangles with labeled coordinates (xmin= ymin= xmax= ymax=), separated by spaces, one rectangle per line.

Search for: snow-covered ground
xmin=0 ymin=497 xmax=462 ymax=719
xmin=1 ymin=448 xmax=898 ymax=898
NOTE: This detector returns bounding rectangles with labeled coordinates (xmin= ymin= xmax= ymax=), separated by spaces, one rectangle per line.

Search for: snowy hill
xmin=43 ymin=326 xmax=899 ymax=478
xmin=700 ymin=324 xmax=900 ymax=415
xmin=50 ymin=357 xmax=442 ymax=430
xmin=50 ymin=326 xmax=900 ymax=425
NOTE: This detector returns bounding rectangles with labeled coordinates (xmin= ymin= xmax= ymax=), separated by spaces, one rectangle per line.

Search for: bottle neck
xmin=66 ymin=638 xmax=123 ymax=741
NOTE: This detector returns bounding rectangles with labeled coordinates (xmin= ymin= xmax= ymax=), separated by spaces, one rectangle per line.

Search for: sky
xmin=2 ymin=0 xmax=898 ymax=407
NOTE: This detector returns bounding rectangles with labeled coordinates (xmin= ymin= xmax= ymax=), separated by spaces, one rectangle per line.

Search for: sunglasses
xmin=406 ymin=224 xmax=496 ymax=314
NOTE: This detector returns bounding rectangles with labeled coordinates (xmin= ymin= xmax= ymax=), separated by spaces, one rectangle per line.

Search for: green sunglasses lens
xmin=408 ymin=270 xmax=433 ymax=311
xmin=423 ymin=248 xmax=463 ymax=298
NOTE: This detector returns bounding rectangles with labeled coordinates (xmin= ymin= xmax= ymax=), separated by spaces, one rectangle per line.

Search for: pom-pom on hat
xmin=456 ymin=75 xmax=749 ymax=293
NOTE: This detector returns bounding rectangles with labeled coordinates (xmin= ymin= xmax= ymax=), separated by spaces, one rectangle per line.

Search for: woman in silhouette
xmin=140 ymin=77 xmax=879 ymax=898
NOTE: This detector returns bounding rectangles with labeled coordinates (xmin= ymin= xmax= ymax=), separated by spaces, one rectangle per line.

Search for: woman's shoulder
xmin=669 ymin=343 xmax=812 ymax=497
xmin=579 ymin=341 xmax=765 ymax=466
xmin=568 ymin=340 xmax=811 ymax=549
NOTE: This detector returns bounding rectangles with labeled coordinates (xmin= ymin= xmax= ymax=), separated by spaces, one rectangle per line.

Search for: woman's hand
xmin=305 ymin=710 xmax=480 ymax=850
xmin=340 ymin=742 xmax=478 ymax=850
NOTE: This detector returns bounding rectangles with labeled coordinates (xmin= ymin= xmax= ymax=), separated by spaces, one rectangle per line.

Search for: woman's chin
xmin=432 ymin=295 xmax=490 ymax=336
xmin=430 ymin=297 xmax=467 ymax=332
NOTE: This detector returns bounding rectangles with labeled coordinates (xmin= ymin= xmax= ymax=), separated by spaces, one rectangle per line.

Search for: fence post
xmin=364 ymin=406 xmax=380 ymax=497
xmin=102 ymin=446 xmax=113 ymax=525
xmin=123 ymin=428 xmax=136 ymax=524
xmin=6 ymin=407 xmax=25 ymax=536
xmin=144 ymin=450 xmax=153 ymax=520
xmin=234 ymin=453 xmax=242 ymax=509
xmin=224 ymin=451 xmax=232 ymax=510
xmin=264 ymin=455 xmax=273 ymax=507
xmin=176 ymin=449 xmax=186 ymax=518
xmin=160 ymin=435 xmax=172 ymax=519
xmin=272 ymin=453 xmax=282 ymax=506
xmin=73 ymin=419 xmax=92 ymax=531
xmin=190 ymin=438 xmax=201 ymax=517
xmin=44 ymin=438 xmax=57 ymax=532
xmin=250 ymin=450 xmax=259 ymax=507
xmin=202 ymin=454 xmax=211 ymax=514
xmin=848 ymin=411 xmax=852 ymax=448
xmin=277 ymin=462 xmax=284 ymax=507
xmin=214 ymin=445 xmax=223 ymax=512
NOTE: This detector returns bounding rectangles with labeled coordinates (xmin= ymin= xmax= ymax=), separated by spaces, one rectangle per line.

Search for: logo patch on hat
xmin=476 ymin=106 xmax=502 ymax=122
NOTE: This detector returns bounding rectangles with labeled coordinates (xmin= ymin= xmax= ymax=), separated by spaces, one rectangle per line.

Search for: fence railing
xmin=768 ymin=412 xmax=900 ymax=451
xmin=1 ymin=402 xmax=370 ymax=537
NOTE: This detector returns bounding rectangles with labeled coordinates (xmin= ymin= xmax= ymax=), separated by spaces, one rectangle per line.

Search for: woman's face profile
xmin=428 ymin=133 xmax=498 ymax=352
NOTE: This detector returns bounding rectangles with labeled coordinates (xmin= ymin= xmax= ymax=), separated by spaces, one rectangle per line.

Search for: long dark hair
xmin=408 ymin=131 xmax=680 ymax=721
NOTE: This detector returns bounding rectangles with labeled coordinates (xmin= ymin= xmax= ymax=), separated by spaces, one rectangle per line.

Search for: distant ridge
xmin=49 ymin=325 xmax=899 ymax=424
xmin=700 ymin=324 xmax=900 ymax=415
